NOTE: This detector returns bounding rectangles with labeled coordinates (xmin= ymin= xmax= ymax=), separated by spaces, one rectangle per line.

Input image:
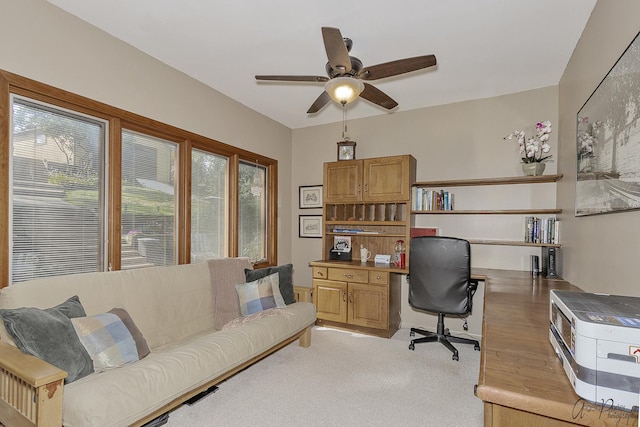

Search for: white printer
xmin=549 ymin=290 xmax=640 ymax=411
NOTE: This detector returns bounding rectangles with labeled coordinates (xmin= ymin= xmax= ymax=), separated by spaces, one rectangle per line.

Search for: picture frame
xmin=575 ymin=31 xmax=640 ymax=216
xmin=299 ymin=215 xmax=322 ymax=238
xmin=299 ymin=185 xmax=323 ymax=209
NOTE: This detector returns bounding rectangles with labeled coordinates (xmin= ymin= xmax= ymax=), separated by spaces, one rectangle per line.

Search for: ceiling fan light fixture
xmin=325 ymin=77 xmax=364 ymax=105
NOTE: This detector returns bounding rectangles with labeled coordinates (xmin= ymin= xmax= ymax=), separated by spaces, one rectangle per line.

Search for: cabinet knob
xmin=348 ymin=292 xmax=353 ymax=303
xmin=343 ymin=273 xmax=353 ymax=278
xmin=376 ymin=275 xmax=381 ymax=280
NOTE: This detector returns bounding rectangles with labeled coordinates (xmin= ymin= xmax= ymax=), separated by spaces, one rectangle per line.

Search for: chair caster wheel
xmin=474 ymin=344 xmax=480 ymax=351
xmin=452 ymin=353 xmax=459 ymax=361
xmin=410 ymin=330 xmax=415 ymax=337
xmin=409 ymin=342 xmax=415 ymax=351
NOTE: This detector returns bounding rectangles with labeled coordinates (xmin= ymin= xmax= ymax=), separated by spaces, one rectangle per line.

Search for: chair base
xmin=409 ymin=313 xmax=480 ymax=361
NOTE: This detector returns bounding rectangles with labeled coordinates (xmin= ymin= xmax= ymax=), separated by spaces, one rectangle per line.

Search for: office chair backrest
xmin=408 ymin=236 xmax=472 ymax=315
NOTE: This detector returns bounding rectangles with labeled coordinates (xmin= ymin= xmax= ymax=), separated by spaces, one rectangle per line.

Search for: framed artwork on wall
xmin=299 ymin=215 xmax=322 ymax=238
xmin=299 ymin=185 xmax=323 ymax=209
xmin=575 ymin=31 xmax=640 ymax=216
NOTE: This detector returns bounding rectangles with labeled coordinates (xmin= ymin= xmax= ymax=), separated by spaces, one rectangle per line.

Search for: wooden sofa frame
xmin=0 ymin=286 xmax=313 ymax=427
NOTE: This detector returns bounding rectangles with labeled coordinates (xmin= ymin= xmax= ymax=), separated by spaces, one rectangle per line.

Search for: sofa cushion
xmin=72 ymin=308 xmax=150 ymax=372
xmin=236 ymin=272 xmax=286 ymax=316
xmin=0 ymin=295 xmax=93 ymax=383
xmin=245 ymin=263 xmax=295 ymax=305
xmin=61 ymin=301 xmax=317 ymax=427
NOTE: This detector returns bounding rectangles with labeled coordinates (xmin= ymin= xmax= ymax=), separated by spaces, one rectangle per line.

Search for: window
xmin=238 ymin=161 xmax=267 ymax=263
xmin=121 ymin=130 xmax=177 ymax=268
xmin=0 ymin=71 xmax=278 ymax=287
xmin=10 ymin=96 xmax=106 ymax=283
xmin=191 ymin=149 xmax=228 ymax=263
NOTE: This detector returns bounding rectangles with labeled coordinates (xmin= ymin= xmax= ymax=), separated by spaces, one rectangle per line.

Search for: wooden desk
xmin=475 ymin=268 xmax=638 ymax=426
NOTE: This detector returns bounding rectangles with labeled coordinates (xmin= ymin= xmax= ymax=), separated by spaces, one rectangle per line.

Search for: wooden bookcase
xmin=310 ymin=155 xmax=416 ymax=338
xmin=322 ymin=155 xmax=416 ymax=264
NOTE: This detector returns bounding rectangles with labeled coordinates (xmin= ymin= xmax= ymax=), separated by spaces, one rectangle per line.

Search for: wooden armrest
xmin=0 ymin=341 xmax=67 ymax=386
xmin=0 ymin=341 xmax=66 ymax=427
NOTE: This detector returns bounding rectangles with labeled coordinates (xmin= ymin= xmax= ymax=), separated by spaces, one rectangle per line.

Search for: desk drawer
xmin=328 ymin=268 xmax=369 ymax=283
xmin=369 ymin=271 xmax=389 ymax=285
xmin=312 ymin=267 xmax=328 ymax=279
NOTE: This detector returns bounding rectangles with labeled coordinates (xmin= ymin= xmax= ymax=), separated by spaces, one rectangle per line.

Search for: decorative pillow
xmin=245 ymin=263 xmax=296 ymax=305
xmin=71 ymin=308 xmax=150 ymax=372
xmin=236 ymin=272 xmax=286 ymax=316
xmin=0 ymin=295 xmax=93 ymax=384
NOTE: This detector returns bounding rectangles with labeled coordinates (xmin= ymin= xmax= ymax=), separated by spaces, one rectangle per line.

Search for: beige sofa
xmin=0 ymin=258 xmax=316 ymax=427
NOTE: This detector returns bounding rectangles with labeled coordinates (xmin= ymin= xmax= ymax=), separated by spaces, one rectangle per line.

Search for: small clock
xmin=337 ymin=140 xmax=356 ymax=161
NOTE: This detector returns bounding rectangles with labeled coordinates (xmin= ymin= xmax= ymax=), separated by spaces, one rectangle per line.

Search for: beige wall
xmin=0 ymin=0 xmax=293 ymax=263
xmin=558 ymin=0 xmax=640 ymax=297
xmin=292 ymin=87 xmax=559 ymax=337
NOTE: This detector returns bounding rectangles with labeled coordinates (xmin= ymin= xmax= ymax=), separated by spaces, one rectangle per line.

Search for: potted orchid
xmin=504 ymin=120 xmax=552 ymax=176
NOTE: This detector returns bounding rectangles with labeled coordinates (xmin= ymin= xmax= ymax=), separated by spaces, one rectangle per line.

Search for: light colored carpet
xmin=166 ymin=326 xmax=483 ymax=427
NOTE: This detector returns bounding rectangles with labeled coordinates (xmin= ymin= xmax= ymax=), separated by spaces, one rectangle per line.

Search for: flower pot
xmin=522 ymin=162 xmax=546 ymax=176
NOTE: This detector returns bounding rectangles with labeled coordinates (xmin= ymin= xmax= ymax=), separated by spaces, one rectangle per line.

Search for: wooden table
xmin=475 ymin=268 xmax=638 ymax=426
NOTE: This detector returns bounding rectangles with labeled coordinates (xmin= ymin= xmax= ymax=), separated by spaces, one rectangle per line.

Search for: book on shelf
xmin=331 ymin=228 xmax=385 ymax=235
xmin=412 ymin=187 xmax=454 ymax=211
xmin=410 ymin=227 xmax=439 ymax=238
xmin=524 ymin=217 xmax=559 ymax=244
xmin=332 ymin=228 xmax=364 ymax=233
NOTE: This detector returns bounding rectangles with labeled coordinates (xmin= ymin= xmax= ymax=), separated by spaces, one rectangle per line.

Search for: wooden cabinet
xmin=321 ymin=155 xmax=416 ymax=267
xmin=324 ymin=155 xmax=415 ymax=203
xmin=311 ymin=155 xmax=414 ymax=338
xmin=311 ymin=264 xmax=400 ymax=338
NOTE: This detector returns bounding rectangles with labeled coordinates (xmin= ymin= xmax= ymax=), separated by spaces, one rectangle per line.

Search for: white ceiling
xmin=46 ymin=0 xmax=596 ymax=129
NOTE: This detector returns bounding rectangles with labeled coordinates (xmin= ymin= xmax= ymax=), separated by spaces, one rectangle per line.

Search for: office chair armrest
xmin=467 ymin=279 xmax=479 ymax=312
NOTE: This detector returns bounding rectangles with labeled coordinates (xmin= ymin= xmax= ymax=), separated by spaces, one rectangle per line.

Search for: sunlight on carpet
xmin=166 ymin=326 xmax=483 ymax=427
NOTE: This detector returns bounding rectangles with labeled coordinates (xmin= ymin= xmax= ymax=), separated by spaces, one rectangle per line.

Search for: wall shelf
xmin=469 ymin=239 xmax=561 ymax=248
xmin=412 ymin=209 xmax=562 ymax=215
xmin=412 ymin=174 xmax=563 ymax=248
xmin=414 ymin=174 xmax=563 ymax=188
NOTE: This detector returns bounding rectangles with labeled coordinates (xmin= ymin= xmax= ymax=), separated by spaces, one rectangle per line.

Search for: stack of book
xmin=524 ymin=217 xmax=559 ymax=244
xmin=412 ymin=188 xmax=454 ymax=211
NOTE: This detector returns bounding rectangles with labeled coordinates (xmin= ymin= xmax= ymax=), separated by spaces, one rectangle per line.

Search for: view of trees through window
xmin=121 ymin=131 xmax=177 ymax=269
xmin=238 ymin=161 xmax=267 ymax=263
xmin=11 ymin=97 xmax=105 ymax=283
xmin=191 ymin=149 xmax=228 ymax=262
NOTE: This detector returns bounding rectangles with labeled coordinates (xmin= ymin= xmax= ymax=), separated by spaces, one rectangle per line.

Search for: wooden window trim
xmin=0 ymin=69 xmax=278 ymax=287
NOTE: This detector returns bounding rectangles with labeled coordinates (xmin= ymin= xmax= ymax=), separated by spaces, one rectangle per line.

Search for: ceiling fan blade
xmin=359 ymin=83 xmax=398 ymax=110
xmin=307 ymin=91 xmax=331 ymax=114
xmin=358 ymin=55 xmax=437 ymax=80
xmin=322 ymin=27 xmax=352 ymax=74
xmin=255 ymin=75 xmax=329 ymax=82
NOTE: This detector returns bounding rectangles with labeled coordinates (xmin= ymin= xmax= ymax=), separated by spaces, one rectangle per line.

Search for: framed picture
xmin=299 ymin=185 xmax=323 ymax=209
xmin=299 ymin=215 xmax=322 ymax=238
xmin=575 ymin=31 xmax=640 ymax=216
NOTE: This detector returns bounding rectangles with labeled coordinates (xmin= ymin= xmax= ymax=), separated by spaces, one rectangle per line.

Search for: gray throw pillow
xmin=0 ymin=295 xmax=94 ymax=383
xmin=245 ymin=263 xmax=296 ymax=305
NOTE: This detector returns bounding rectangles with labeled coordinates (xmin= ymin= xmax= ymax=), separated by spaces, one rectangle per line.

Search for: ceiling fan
xmin=255 ymin=27 xmax=437 ymax=114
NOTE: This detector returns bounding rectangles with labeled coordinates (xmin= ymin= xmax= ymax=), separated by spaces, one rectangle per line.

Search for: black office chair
xmin=407 ymin=236 xmax=480 ymax=361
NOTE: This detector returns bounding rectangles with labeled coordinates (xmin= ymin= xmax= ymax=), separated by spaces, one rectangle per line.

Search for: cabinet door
xmin=313 ymin=279 xmax=347 ymax=323
xmin=324 ymin=160 xmax=362 ymax=203
xmin=348 ymin=282 xmax=389 ymax=330
xmin=363 ymin=156 xmax=412 ymax=201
